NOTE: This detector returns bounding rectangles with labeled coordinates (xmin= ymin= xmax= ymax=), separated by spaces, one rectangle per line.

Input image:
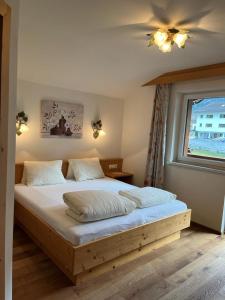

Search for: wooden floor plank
xmin=13 ymin=225 xmax=225 ymax=300
xmin=159 ymin=241 xmax=225 ymax=300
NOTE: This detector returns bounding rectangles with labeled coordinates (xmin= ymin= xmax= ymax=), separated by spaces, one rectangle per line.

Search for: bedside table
xmin=105 ymin=171 xmax=133 ymax=184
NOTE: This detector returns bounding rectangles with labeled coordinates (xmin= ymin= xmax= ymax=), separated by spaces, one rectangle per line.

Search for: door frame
xmin=0 ymin=1 xmax=11 ymax=299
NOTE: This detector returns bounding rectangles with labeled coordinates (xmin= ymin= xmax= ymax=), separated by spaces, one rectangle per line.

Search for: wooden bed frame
xmin=14 ymin=159 xmax=191 ymax=285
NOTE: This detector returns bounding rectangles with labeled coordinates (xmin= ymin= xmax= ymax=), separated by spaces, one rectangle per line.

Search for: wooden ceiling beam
xmin=142 ymin=62 xmax=225 ymax=86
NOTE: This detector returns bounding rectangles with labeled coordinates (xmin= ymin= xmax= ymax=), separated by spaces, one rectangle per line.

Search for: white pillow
xmin=69 ymin=158 xmax=104 ymax=181
xmin=119 ymin=187 xmax=177 ymax=208
xmin=22 ymin=160 xmax=66 ymax=186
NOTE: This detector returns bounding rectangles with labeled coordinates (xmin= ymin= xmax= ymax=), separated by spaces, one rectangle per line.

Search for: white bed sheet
xmin=15 ymin=178 xmax=188 ymax=245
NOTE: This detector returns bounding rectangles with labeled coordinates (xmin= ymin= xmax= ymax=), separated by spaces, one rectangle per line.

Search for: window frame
xmin=176 ymin=91 xmax=225 ymax=170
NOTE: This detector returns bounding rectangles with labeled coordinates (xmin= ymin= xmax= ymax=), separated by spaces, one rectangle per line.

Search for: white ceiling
xmin=18 ymin=0 xmax=225 ymax=99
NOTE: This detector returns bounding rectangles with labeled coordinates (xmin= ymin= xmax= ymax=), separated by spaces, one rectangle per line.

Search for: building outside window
xmin=181 ymin=97 xmax=225 ymax=162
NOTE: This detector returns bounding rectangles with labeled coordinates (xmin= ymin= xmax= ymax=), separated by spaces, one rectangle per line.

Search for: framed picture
xmin=41 ymin=100 xmax=84 ymax=138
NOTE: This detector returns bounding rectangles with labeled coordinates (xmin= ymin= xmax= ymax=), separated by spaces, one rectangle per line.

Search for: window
xmin=200 ymin=115 xmax=204 ymax=118
xmin=179 ymin=96 xmax=225 ymax=164
xmin=220 ymin=114 xmax=225 ymax=118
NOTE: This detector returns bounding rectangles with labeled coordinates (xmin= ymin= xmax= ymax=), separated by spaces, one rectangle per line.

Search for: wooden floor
xmin=13 ymin=224 xmax=225 ymax=300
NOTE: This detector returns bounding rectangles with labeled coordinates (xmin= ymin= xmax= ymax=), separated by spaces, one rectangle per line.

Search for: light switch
xmin=109 ymin=164 xmax=118 ymax=169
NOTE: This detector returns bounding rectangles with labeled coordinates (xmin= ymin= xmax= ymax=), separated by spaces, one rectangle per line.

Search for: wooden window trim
xmin=142 ymin=62 xmax=225 ymax=86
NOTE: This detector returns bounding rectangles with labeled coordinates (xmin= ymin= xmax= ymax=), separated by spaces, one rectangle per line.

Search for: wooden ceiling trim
xmin=142 ymin=62 xmax=225 ymax=86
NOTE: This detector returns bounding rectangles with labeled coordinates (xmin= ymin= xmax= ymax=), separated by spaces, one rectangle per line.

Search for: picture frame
xmin=40 ymin=100 xmax=84 ymax=138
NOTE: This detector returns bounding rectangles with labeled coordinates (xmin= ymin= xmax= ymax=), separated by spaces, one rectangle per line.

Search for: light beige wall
xmin=16 ymin=80 xmax=124 ymax=162
xmin=121 ymin=86 xmax=155 ymax=186
xmin=3 ymin=1 xmax=19 ymax=300
xmin=165 ymin=78 xmax=225 ymax=232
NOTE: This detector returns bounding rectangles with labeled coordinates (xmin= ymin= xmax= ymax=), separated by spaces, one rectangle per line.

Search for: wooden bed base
xmin=14 ymin=160 xmax=191 ymax=285
xmin=15 ymin=202 xmax=191 ymax=284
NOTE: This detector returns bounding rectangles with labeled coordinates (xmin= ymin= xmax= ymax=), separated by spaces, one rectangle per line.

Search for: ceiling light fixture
xmin=147 ymin=28 xmax=190 ymax=53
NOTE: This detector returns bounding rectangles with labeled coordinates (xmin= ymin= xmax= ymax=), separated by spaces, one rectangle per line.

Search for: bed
xmin=14 ymin=159 xmax=191 ymax=285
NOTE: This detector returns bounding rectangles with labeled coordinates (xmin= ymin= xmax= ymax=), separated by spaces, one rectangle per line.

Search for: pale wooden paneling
xmin=0 ymin=2 xmax=11 ymax=299
xmin=15 ymin=202 xmax=75 ymax=281
xmin=75 ymin=231 xmax=181 ymax=284
xmin=143 ymin=62 xmax=225 ymax=86
xmin=73 ymin=210 xmax=191 ymax=275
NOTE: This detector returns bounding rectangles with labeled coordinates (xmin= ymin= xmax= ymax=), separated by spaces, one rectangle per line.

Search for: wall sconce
xmin=91 ymin=120 xmax=105 ymax=139
xmin=16 ymin=111 xmax=29 ymax=136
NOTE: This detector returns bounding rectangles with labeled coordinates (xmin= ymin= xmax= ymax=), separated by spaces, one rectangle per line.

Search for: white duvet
xmin=15 ymin=178 xmax=188 ymax=245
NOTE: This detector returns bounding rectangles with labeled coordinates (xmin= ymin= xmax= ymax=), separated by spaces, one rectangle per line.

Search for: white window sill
xmin=167 ymin=161 xmax=225 ymax=176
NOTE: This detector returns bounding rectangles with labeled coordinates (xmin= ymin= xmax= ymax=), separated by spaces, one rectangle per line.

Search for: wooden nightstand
xmin=105 ymin=171 xmax=133 ymax=184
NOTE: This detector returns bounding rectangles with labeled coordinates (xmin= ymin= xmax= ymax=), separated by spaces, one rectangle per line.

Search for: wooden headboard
xmin=15 ymin=158 xmax=123 ymax=184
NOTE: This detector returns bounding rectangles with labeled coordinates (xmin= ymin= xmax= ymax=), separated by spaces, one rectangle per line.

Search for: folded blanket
xmin=63 ymin=190 xmax=136 ymax=222
xmin=119 ymin=187 xmax=176 ymax=208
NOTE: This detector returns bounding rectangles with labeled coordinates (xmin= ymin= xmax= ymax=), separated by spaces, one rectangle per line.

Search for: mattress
xmin=14 ymin=178 xmax=188 ymax=245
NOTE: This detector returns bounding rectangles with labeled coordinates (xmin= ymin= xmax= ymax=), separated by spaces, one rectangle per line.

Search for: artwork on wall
xmin=41 ymin=100 xmax=84 ymax=138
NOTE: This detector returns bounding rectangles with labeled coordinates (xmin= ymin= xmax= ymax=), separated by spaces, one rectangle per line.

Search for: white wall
xmin=165 ymin=77 xmax=225 ymax=232
xmin=121 ymin=86 xmax=155 ymax=186
xmin=165 ymin=165 xmax=225 ymax=232
xmin=16 ymin=80 xmax=124 ymax=162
